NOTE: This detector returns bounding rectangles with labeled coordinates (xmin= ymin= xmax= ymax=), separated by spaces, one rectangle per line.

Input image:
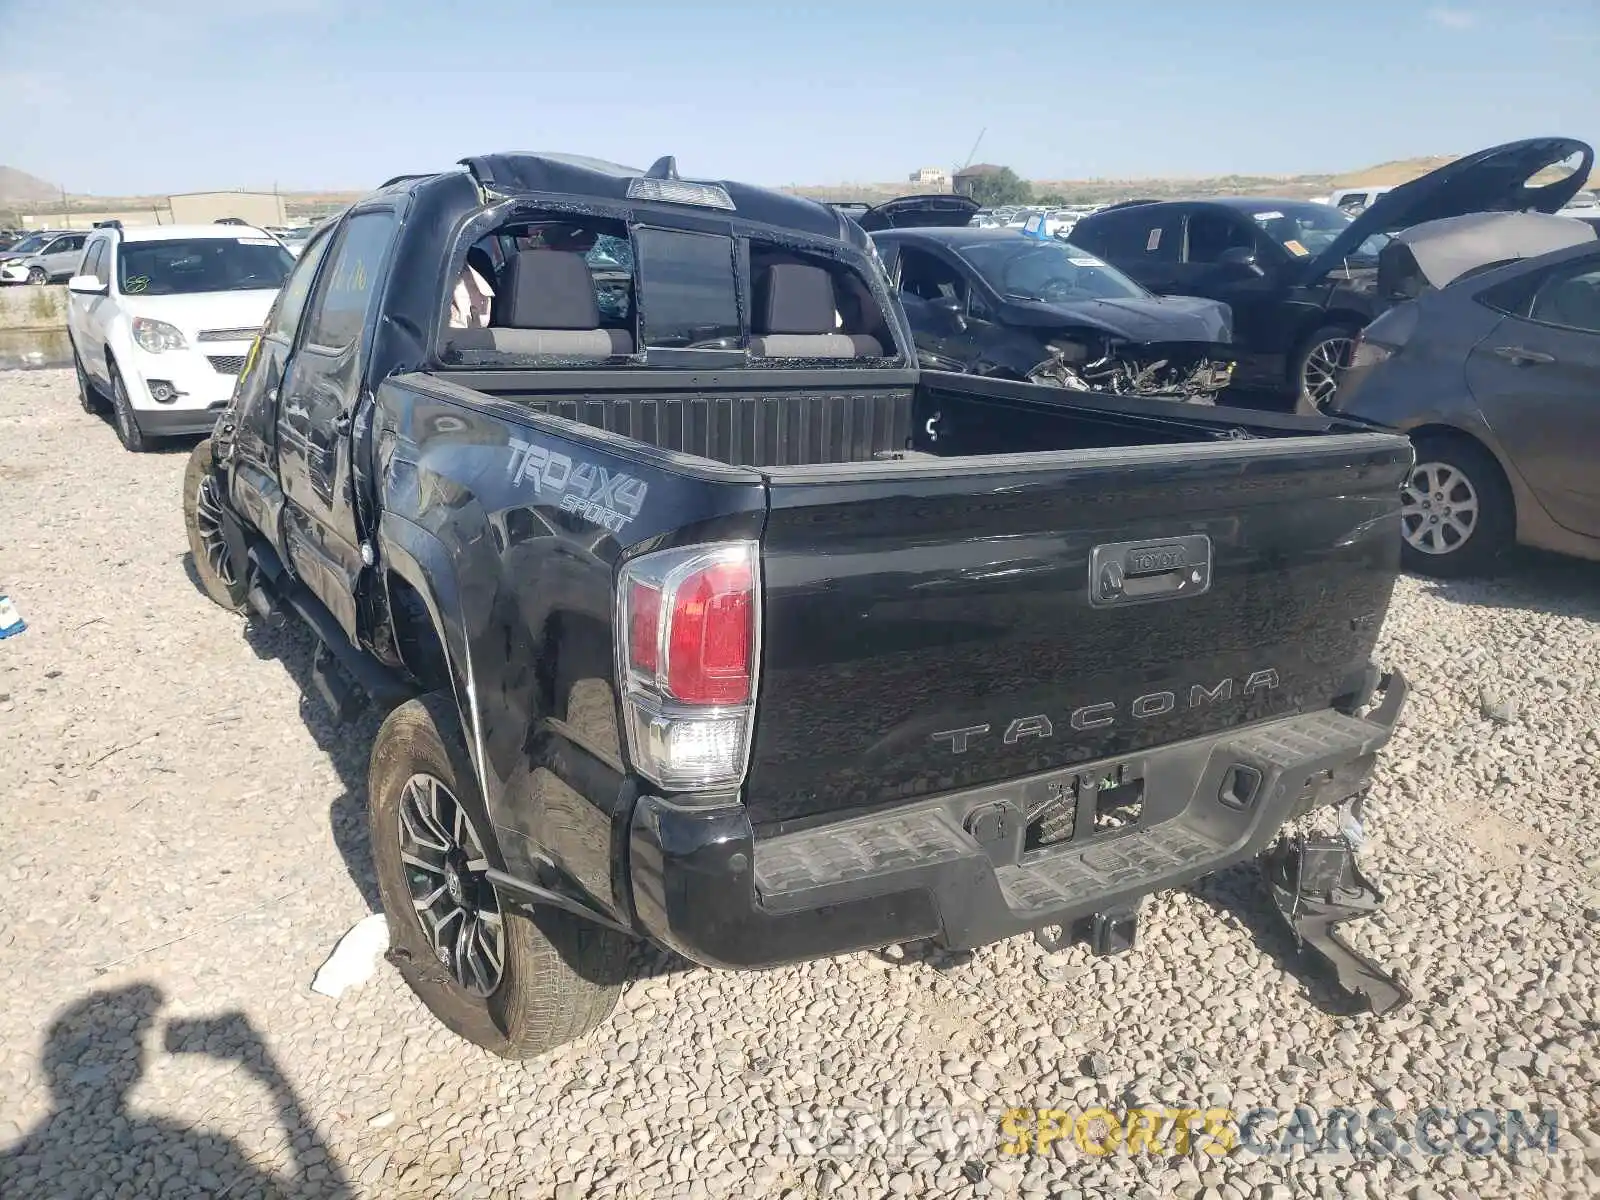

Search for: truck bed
xmin=428 ymin=367 xmax=1328 ymax=471
xmin=396 ymin=367 xmax=1409 ymax=836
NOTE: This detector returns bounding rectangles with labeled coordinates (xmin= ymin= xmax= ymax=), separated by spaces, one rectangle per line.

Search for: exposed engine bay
xmin=1026 ymin=334 xmax=1236 ymax=403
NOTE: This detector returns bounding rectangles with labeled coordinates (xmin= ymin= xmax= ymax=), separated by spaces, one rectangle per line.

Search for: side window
xmin=55 ymin=235 xmax=85 ymax=255
xmin=267 ymin=227 xmax=336 ymax=344
xmin=1526 ymin=259 xmax=1600 ymax=334
xmin=1337 ymin=195 xmax=1368 ymax=215
xmin=898 ymin=247 xmax=966 ymax=304
xmin=1185 ymin=211 xmax=1255 ymax=264
xmin=1075 ymin=209 xmax=1181 ymax=262
xmin=633 ymin=227 xmax=739 ymax=348
xmin=80 ymin=239 xmax=107 ymax=283
xmin=302 ymin=212 xmax=396 ymax=352
xmin=1139 ymin=213 xmax=1184 ymax=263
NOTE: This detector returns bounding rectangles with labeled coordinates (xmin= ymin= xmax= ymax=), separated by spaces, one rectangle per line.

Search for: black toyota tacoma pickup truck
xmin=183 ymin=152 xmax=1415 ymax=1058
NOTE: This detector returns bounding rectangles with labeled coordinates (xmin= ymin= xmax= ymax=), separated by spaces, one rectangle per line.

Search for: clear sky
xmin=1 ymin=0 xmax=1595 ymax=195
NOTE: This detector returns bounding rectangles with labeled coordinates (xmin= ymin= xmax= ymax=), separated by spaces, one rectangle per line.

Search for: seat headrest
xmin=503 ymin=249 xmax=599 ymax=330
xmin=756 ymin=262 xmax=836 ymax=335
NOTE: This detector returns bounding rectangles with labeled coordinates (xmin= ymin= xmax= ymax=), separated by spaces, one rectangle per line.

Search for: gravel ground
xmin=1 ymin=367 xmax=1597 ymax=1200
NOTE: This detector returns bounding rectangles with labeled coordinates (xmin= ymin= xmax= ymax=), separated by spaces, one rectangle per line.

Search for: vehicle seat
xmin=750 ymin=263 xmax=883 ymax=358
xmin=458 ymin=249 xmax=632 ymax=356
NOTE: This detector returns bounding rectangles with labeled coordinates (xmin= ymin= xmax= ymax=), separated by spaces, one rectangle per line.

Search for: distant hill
xmin=3 ymin=149 xmax=1593 ymax=220
xmin=0 ymin=166 xmax=59 ymax=204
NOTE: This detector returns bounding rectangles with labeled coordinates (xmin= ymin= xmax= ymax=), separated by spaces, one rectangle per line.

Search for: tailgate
xmin=745 ymin=433 xmax=1413 ymax=827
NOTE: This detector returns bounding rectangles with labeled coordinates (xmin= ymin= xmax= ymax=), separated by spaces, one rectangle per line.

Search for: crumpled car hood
xmin=999 ymin=294 xmax=1233 ymax=345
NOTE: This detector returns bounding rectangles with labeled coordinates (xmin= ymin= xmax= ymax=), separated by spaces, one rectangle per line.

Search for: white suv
xmin=65 ymin=224 xmax=294 ymax=451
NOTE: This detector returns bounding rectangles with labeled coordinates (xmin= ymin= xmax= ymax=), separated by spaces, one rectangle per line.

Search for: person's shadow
xmin=0 ymin=984 xmax=353 ymax=1199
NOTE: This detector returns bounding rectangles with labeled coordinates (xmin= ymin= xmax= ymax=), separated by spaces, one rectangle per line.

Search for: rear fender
xmin=378 ymin=512 xmax=481 ymax=788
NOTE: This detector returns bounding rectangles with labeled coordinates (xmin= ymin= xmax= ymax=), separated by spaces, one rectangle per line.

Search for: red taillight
xmin=666 ymin=561 xmax=752 ymax=705
xmin=615 ymin=541 xmax=759 ymax=792
xmin=628 ymin=581 xmax=661 ymax=673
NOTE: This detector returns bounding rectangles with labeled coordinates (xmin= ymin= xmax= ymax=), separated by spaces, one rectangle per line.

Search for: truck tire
xmin=1400 ymin=434 xmax=1513 ymax=578
xmin=369 ymin=693 xmax=630 ymax=1058
xmin=1290 ymin=324 xmax=1358 ymax=414
xmin=182 ymin=439 xmax=248 ymax=611
xmin=107 ymin=361 xmax=148 ymax=452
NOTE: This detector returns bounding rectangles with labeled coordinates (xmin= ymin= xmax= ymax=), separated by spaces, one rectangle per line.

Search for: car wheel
xmin=369 ymin=693 xmax=631 ymax=1059
xmin=182 ymin=439 xmax=248 ymax=610
xmin=26 ymin=266 xmax=47 ymax=285
xmin=107 ymin=361 xmax=148 ymax=452
xmin=72 ymin=343 xmax=106 ymax=414
xmin=1291 ymin=325 xmax=1358 ymax=414
xmin=1399 ymin=435 xmax=1513 ymax=578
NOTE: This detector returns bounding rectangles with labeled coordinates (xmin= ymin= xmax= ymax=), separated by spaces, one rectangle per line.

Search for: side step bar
xmin=243 ymin=541 xmax=413 ymax=717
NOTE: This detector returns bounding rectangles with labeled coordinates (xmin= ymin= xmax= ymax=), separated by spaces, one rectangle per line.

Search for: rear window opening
xmin=438 ymin=209 xmax=899 ymax=369
xmin=746 ymin=240 xmax=896 ymax=361
xmin=444 ymin=213 xmax=636 ymax=362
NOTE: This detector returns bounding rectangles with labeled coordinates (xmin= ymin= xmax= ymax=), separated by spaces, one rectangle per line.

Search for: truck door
xmin=231 ymin=222 xmax=338 ymax=483
xmin=275 ymin=208 xmax=398 ymax=638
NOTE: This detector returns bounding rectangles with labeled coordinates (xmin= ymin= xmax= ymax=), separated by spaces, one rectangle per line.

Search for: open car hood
xmin=1378 ymin=211 xmax=1596 ymax=295
xmin=852 ymin=194 xmax=981 ymax=231
xmin=1306 ymin=137 xmax=1594 ymax=278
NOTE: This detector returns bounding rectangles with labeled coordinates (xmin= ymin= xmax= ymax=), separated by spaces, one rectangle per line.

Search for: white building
xmin=908 ymin=167 xmax=950 ymax=189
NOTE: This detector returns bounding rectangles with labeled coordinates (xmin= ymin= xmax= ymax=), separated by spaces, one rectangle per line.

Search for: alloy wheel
xmin=1401 ymin=461 xmax=1480 ymax=556
xmin=113 ymin=379 xmax=134 ymax=440
xmin=193 ymin=475 xmax=236 ymax=587
xmin=1302 ymin=336 xmax=1354 ymax=409
xmin=397 ymin=774 xmax=506 ymax=997
xmin=27 ymin=267 xmax=47 ymax=285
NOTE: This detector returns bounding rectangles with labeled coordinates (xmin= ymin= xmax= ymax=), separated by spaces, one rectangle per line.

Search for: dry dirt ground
xmin=1 ymin=369 xmax=1597 ymax=1200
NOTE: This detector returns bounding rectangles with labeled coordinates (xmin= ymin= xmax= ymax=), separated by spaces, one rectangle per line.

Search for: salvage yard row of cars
xmin=852 ymin=137 xmax=1600 ymax=576
xmin=27 ymin=142 xmax=1596 ymax=1061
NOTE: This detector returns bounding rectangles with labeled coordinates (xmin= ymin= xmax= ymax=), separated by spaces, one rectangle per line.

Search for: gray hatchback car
xmin=1333 ymin=230 xmax=1600 ymax=576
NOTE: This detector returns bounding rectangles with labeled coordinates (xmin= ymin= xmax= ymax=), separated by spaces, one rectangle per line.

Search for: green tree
xmin=967 ymin=167 xmax=1032 ymax=208
xmin=1035 ymin=190 xmax=1068 ymax=206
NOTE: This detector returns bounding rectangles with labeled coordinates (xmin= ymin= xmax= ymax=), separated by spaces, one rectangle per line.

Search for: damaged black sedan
xmin=859 ymin=197 xmax=1235 ymax=401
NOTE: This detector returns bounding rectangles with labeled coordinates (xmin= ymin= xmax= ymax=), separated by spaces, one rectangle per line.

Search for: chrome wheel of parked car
xmin=398 ymin=772 xmax=506 ymax=998
xmin=1401 ymin=461 xmax=1479 ymax=556
xmin=26 ymin=266 xmax=47 ymax=285
xmin=1300 ymin=334 xmax=1355 ymax=410
xmin=108 ymin=363 xmax=147 ymax=452
xmin=193 ymin=475 xmax=236 ymax=588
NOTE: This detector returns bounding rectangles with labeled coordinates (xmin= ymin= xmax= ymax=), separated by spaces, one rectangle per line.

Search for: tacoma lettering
xmin=932 ymin=670 xmax=1279 ymax=753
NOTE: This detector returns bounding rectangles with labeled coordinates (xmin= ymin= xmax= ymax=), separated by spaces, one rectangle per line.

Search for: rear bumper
xmin=628 ymin=673 xmax=1406 ymax=969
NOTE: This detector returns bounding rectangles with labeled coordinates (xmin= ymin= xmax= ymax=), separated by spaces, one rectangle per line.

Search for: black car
xmin=858 ymin=196 xmax=1235 ymax=402
xmin=1070 ymin=138 xmax=1594 ymax=412
xmin=1332 ymin=217 xmax=1600 ymax=576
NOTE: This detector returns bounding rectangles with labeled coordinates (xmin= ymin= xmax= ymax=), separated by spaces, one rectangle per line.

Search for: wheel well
xmin=1320 ymin=310 xmax=1368 ymax=334
xmin=386 ymin=573 xmax=452 ymax=697
xmin=1405 ymin=424 xmax=1516 ymax=516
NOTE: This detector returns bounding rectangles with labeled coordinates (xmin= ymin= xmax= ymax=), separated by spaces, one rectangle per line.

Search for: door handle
xmin=1089 ymin=535 xmax=1213 ymax=607
xmin=1493 ymin=346 xmax=1555 ymax=366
